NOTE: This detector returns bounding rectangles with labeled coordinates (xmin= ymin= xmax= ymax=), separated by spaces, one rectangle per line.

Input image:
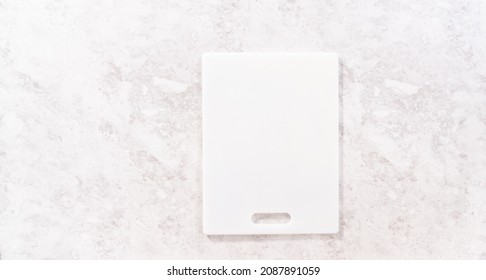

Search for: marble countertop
xmin=0 ymin=0 xmax=485 ymax=259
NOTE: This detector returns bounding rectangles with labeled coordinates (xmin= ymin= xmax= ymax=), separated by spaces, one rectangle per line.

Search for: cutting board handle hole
xmin=251 ymin=213 xmax=291 ymax=224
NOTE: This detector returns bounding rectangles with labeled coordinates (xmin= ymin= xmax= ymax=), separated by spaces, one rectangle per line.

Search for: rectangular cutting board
xmin=202 ymin=53 xmax=339 ymax=234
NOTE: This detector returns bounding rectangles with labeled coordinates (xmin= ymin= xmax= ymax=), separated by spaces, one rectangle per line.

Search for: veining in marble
xmin=0 ymin=0 xmax=485 ymax=259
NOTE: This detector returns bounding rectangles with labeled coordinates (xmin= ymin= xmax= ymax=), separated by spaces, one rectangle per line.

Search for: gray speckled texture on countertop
xmin=0 ymin=0 xmax=485 ymax=259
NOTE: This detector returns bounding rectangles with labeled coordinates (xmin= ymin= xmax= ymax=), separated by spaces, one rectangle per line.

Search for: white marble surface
xmin=1 ymin=0 xmax=486 ymax=259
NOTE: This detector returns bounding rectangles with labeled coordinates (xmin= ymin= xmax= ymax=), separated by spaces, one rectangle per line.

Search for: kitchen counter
xmin=0 ymin=0 xmax=485 ymax=259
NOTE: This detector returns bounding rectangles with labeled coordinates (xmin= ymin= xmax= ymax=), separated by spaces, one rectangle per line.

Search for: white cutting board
xmin=202 ymin=53 xmax=339 ymax=235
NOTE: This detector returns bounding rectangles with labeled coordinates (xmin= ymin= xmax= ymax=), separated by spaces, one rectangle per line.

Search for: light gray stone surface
xmin=0 ymin=0 xmax=485 ymax=259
